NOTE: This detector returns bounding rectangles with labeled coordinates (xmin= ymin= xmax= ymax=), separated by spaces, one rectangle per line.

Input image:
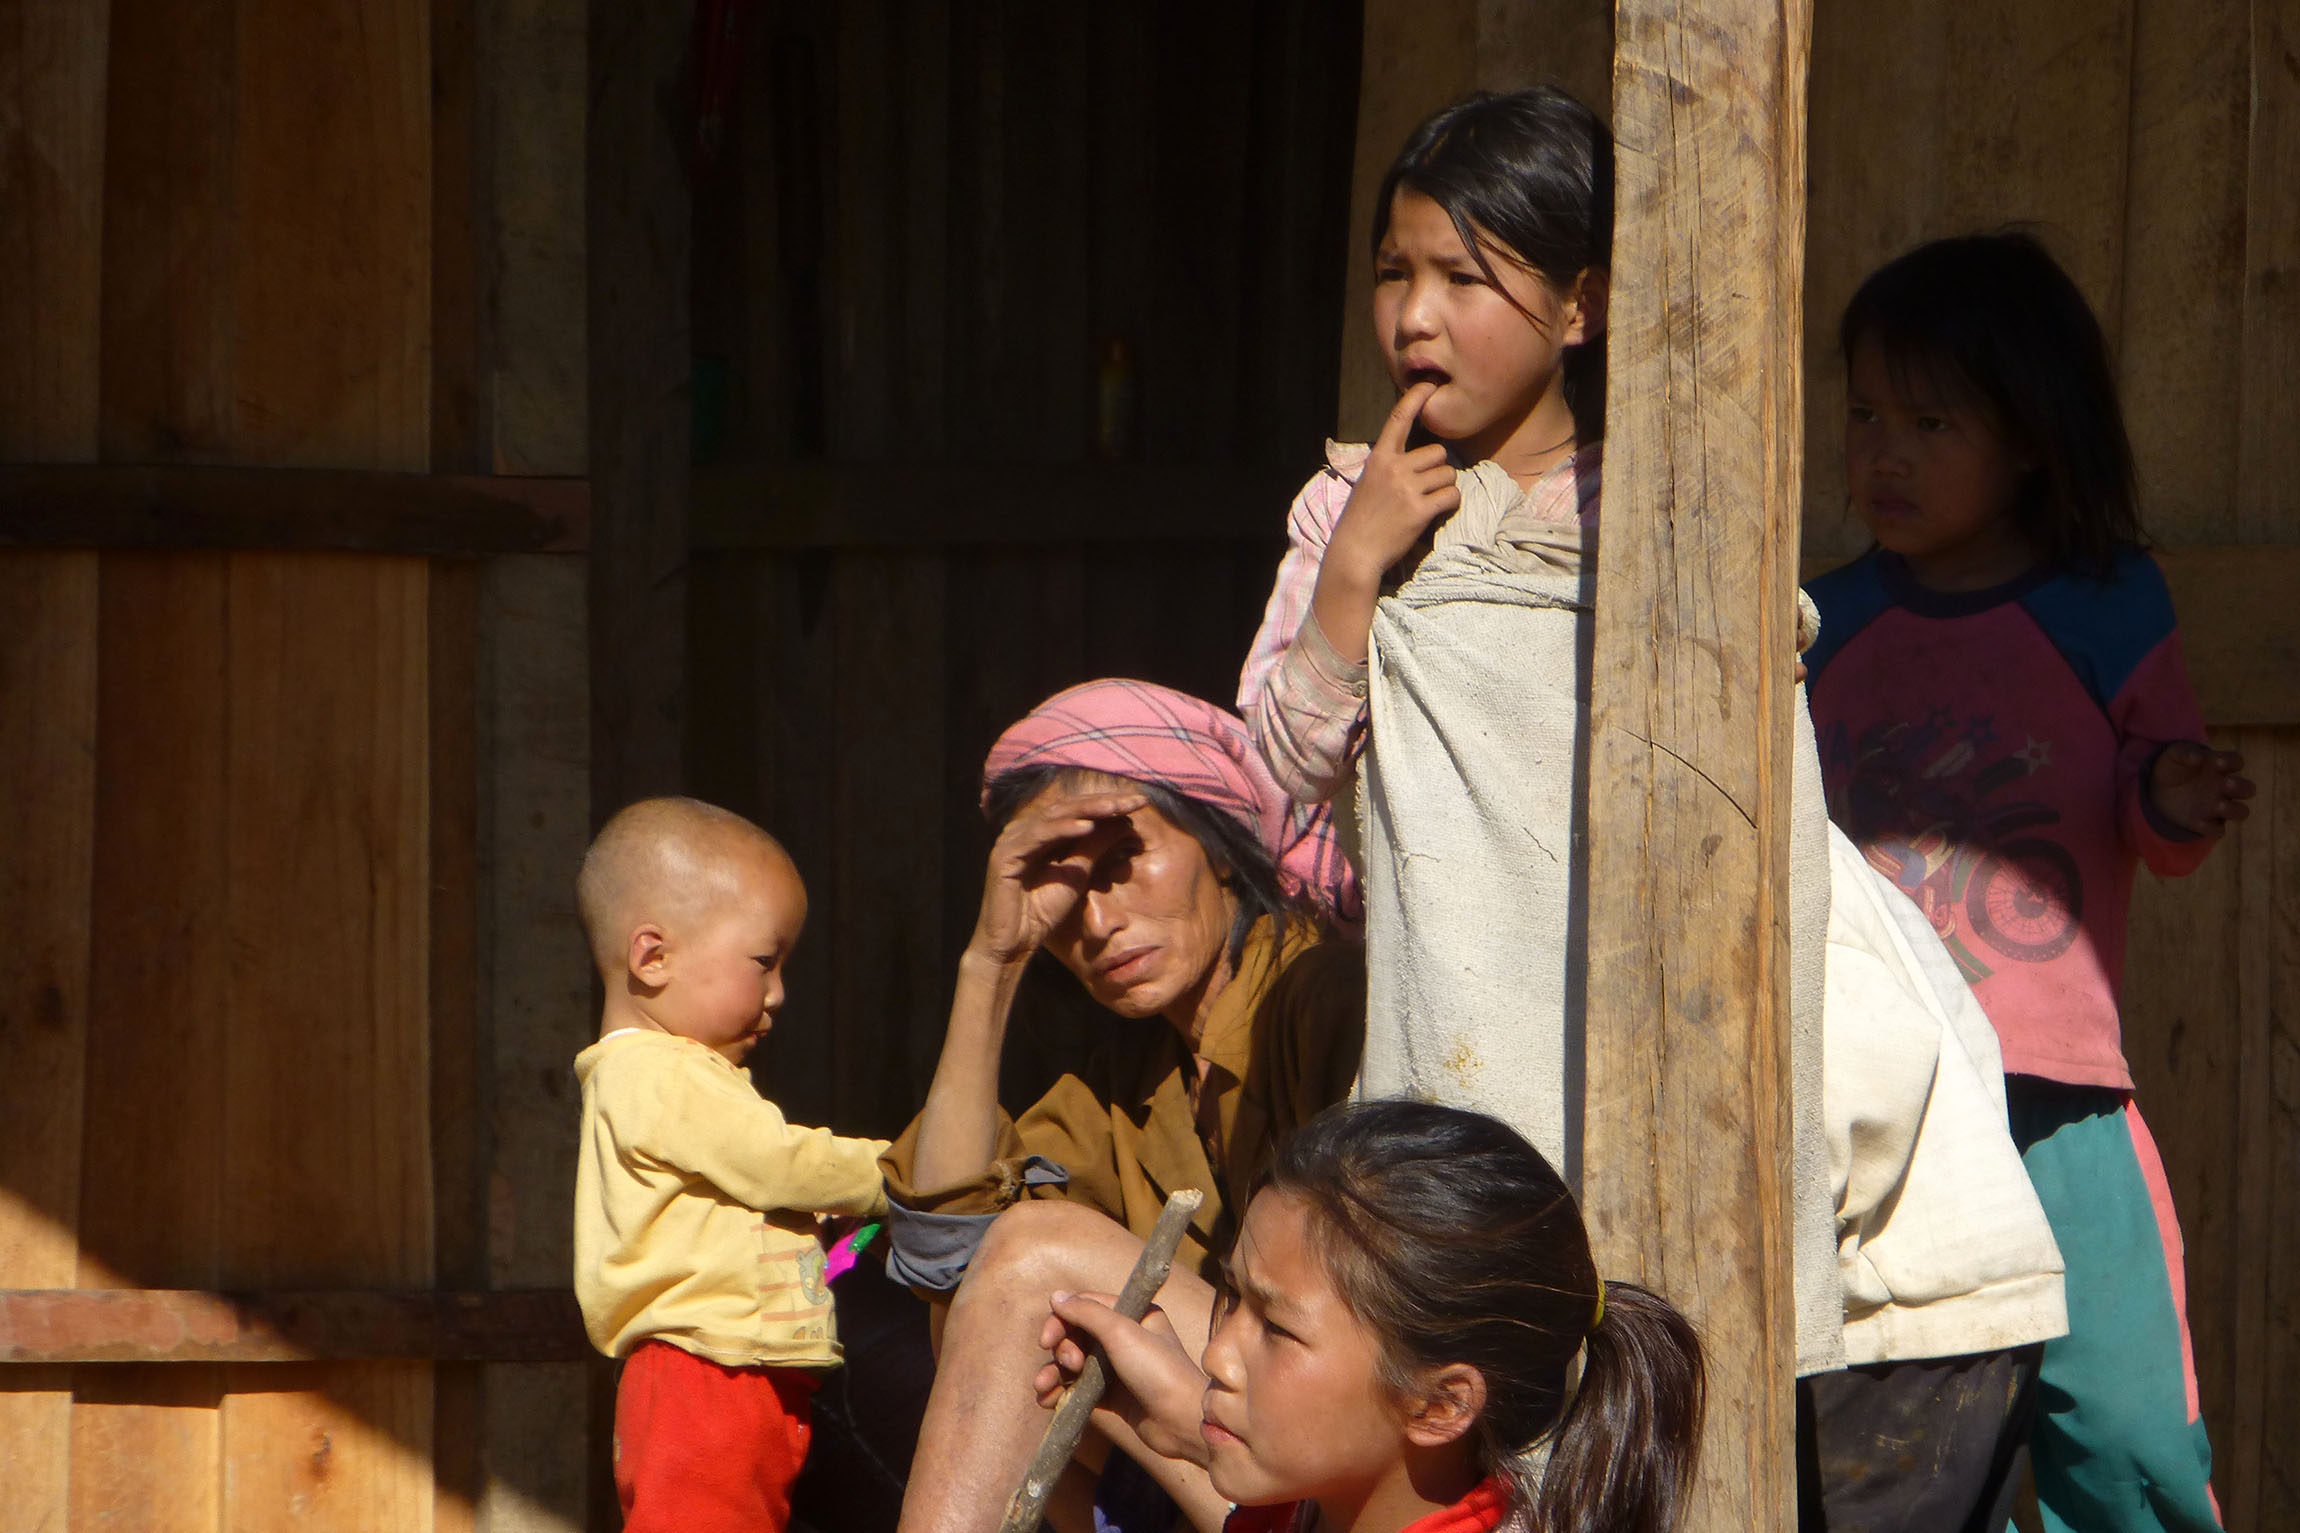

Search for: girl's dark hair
xmin=980 ymin=765 xmax=1298 ymax=970
xmin=1373 ymin=87 xmax=1615 ymax=443
xmin=1840 ymin=230 xmax=2141 ymax=575
xmin=1262 ymin=1101 xmax=1704 ymax=1533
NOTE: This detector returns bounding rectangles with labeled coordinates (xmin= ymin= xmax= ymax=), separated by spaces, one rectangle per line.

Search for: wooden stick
xmin=997 ymin=1188 xmax=1204 ymax=1533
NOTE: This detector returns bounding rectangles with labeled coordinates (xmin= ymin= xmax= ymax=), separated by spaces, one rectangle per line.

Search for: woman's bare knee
xmin=964 ymin=1199 xmax=1144 ymax=1300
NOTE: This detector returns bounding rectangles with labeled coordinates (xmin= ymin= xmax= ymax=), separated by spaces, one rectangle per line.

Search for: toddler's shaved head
xmin=577 ymin=797 xmax=801 ymax=977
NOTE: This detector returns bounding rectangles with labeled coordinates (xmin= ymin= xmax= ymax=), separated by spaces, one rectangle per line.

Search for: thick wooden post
xmin=1582 ymin=1 xmax=1810 ymax=1527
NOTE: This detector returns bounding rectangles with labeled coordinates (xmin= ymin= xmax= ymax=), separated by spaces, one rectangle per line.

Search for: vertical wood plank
xmin=97 ymin=0 xmax=236 ymax=462
xmin=222 ymin=554 xmax=433 ymax=1290
xmin=0 ymin=1368 xmax=74 ymax=1533
xmin=825 ymin=0 xmax=894 ymax=460
xmin=230 ymin=0 xmax=430 ymax=470
xmin=0 ymin=554 xmax=97 ymax=1285
xmin=484 ymin=0 xmax=588 ymax=475
xmin=2116 ymin=0 xmax=2248 ymax=539
xmin=474 ymin=554 xmax=594 ymax=1531
xmin=431 ymin=560 xmax=482 ymax=1290
xmin=0 ymin=551 xmax=97 ymax=1533
xmin=476 ymin=556 xmax=592 ymax=1290
xmin=222 ymin=1362 xmax=433 ymax=1533
xmin=1584 ymin=1 xmax=1810 ymax=1525
xmin=894 ymin=1 xmax=951 ymax=459
xmin=2224 ymin=727 xmax=2276 ymax=1527
xmin=429 ymin=0 xmax=482 ymax=474
xmin=588 ymin=0 xmax=690 ymax=808
xmin=2228 ymin=0 xmax=2300 ymax=1511
xmin=2262 ymin=729 xmax=2300 ymax=1529
xmin=67 ymin=1367 xmax=225 ymax=1533
xmin=755 ymin=553 xmax=842 ymax=1131
xmin=2237 ymin=0 xmax=2300 ymax=538
xmin=0 ymin=0 xmax=108 ymax=460
xmin=77 ymin=553 xmax=231 ymax=1290
xmin=832 ymin=552 xmax=947 ymax=1137
xmin=2123 ymin=777 xmax=2245 ymax=1470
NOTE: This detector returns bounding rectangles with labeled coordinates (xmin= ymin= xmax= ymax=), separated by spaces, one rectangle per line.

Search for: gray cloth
xmin=881 ymin=1156 xmax=1068 ymax=1292
xmin=1353 ymin=464 xmax=1844 ymax=1374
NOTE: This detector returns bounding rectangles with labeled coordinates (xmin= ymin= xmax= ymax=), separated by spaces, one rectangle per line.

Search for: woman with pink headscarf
xmin=882 ymin=679 xmax=1364 ymax=1533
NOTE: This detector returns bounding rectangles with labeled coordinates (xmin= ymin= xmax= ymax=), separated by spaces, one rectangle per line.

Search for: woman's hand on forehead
xmin=967 ymin=786 xmax=1148 ymax=964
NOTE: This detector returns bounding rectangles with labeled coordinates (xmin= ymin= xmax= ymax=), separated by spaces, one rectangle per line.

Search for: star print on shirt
xmin=2014 ymin=737 xmax=2053 ymax=771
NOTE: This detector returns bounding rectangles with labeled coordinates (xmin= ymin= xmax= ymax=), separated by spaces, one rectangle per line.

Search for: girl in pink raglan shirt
xmin=1804 ymin=232 xmax=2253 ymax=1533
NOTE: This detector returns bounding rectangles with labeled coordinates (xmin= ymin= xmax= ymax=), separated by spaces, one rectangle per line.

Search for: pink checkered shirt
xmin=1236 ymin=440 xmax=1603 ymax=803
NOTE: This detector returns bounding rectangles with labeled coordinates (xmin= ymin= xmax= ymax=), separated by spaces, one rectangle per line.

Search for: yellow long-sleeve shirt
xmin=573 ymin=1029 xmax=889 ymax=1368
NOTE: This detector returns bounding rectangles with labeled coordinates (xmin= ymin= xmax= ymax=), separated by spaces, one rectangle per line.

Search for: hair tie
xmin=1589 ymin=1282 xmax=1606 ymax=1334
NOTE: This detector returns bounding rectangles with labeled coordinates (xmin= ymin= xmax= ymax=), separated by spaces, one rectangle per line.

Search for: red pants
xmin=614 ymin=1339 xmax=817 ymax=1533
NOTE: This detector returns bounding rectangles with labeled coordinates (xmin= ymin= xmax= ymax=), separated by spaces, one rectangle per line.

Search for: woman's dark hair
xmin=1840 ymin=229 xmax=2141 ymax=576
xmin=980 ymin=765 xmax=1298 ymax=971
xmin=1261 ymin=1101 xmax=1704 ymax=1533
xmin=1372 ymin=86 xmax=1615 ymax=443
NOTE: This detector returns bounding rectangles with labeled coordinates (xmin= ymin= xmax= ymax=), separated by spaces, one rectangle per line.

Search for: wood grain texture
xmin=0 ymin=1288 xmax=586 ymax=1363
xmin=0 ymin=0 xmax=107 ymax=460
xmin=221 ymin=1361 xmax=433 ymax=1533
xmin=475 ymin=555 xmax=592 ymax=1291
xmin=97 ymin=0 xmax=235 ymax=462
xmin=68 ymin=1366 xmax=226 ymax=1533
xmin=832 ymin=552 xmax=949 ymax=1137
xmin=222 ymin=554 xmax=433 ymax=1289
xmin=2262 ymin=729 xmax=2300 ymax=1527
xmin=2117 ymin=0 xmax=2248 ymax=539
xmin=230 ymin=0 xmax=430 ymax=470
xmin=2155 ymin=545 xmax=2300 ymax=726
xmin=0 ymin=1367 xmax=74 ymax=1533
xmin=484 ymin=0 xmax=587 ymax=475
xmin=0 ymin=554 xmax=96 ymax=1289
xmin=587 ymin=0 xmax=690 ymax=810
xmin=0 ymin=463 xmax=588 ymax=554
xmin=429 ymin=561 xmax=482 ymax=1289
xmin=2122 ymin=752 xmax=2244 ymax=1480
xmin=0 ymin=550 xmax=95 ymax=1533
xmin=1584 ymin=1 xmax=1810 ymax=1525
xmin=79 ymin=552 xmax=231 ymax=1291
xmin=2236 ymin=0 xmax=2300 ymax=544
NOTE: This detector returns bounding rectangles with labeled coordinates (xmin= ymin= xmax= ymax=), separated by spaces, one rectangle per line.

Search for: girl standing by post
xmin=1803 ymin=231 xmax=2252 ymax=1533
xmin=1236 ymin=85 xmax=1608 ymax=813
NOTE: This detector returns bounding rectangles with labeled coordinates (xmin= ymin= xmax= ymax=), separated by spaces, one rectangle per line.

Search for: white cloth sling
xmin=1355 ymin=461 xmax=2062 ymax=1372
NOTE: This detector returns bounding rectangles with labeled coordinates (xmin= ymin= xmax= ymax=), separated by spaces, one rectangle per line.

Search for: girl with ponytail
xmin=1032 ymin=1100 xmax=1705 ymax=1533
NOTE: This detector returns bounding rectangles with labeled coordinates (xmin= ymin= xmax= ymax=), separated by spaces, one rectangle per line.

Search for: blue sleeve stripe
xmin=1801 ymin=551 xmax=1892 ymax=683
xmin=2016 ymin=546 xmax=2177 ymax=710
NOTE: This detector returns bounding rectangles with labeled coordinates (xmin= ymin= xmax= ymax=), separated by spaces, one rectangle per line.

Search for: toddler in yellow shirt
xmin=572 ymin=796 xmax=889 ymax=1533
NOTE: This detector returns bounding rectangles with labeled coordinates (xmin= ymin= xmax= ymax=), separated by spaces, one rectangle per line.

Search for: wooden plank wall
xmin=0 ymin=0 xmax=596 ymax=1529
xmin=685 ymin=0 xmax=1364 ymax=1140
xmin=1805 ymin=0 xmax=2300 ymax=1520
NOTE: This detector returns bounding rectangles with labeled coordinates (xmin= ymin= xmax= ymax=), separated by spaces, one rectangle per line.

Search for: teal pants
xmin=2008 ymin=1078 xmax=2221 ymax=1533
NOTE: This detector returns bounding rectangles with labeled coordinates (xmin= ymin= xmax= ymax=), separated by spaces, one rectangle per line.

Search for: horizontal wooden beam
xmin=0 ymin=465 xmax=588 ymax=555
xmin=0 ymin=1288 xmax=589 ymax=1364
xmin=1803 ymin=544 xmax=2300 ymax=726
xmin=2155 ymin=545 xmax=2300 ymax=728
xmin=693 ymin=459 xmax=1302 ymax=550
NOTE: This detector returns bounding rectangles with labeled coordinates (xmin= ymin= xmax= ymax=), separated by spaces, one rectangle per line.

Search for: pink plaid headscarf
xmin=982 ymin=678 xmax=1359 ymax=923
